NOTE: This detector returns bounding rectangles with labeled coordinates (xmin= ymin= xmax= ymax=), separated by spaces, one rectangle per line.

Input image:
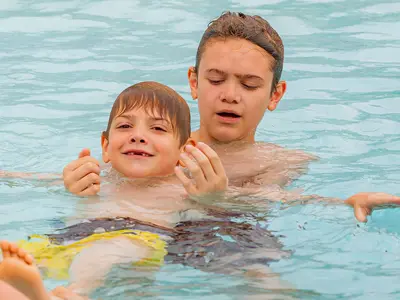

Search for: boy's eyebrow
xmin=116 ymin=113 xmax=135 ymax=120
xmin=116 ymin=114 xmax=170 ymax=123
xmin=206 ymin=68 xmax=227 ymax=76
xmin=205 ymin=68 xmax=264 ymax=81
xmin=237 ymin=74 xmax=264 ymax=82
xmin=149 ymin=117 xmax=171 ymax=124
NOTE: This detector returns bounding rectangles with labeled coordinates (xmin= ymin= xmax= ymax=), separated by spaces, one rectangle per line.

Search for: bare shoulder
xmin=256 ymin=142 xmax=318 ymax=164
xmin=223 ymin=142 xmax=318 ymax=188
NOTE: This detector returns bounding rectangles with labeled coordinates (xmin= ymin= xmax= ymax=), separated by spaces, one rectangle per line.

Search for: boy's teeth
xmin=127 ymin=152 xmax=149 ymax=156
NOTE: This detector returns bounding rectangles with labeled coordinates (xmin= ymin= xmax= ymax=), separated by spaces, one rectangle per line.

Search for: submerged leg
xmin=67 ymin=236 xmax=153 ymax=296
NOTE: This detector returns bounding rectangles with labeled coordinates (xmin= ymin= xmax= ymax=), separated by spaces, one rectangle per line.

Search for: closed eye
xmin=208 ymin=79 xmax=224 ymax=85
xmin=117 ymin=124 xmax=131 ymax=129
xmin=153 ymin=126 xmax=167 ymax=132
xmin=242 ymin=83 xmax=258 ymax=90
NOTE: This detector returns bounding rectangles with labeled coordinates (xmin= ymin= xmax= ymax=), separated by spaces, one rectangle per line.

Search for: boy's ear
xmin=188 ymin=66 xmax=198 ymax=100
xmin=268 ymin=80 xmax=287 ymax=111
xmin=101 ymin=133 xmax=110 ymax=163
xmin=177 ymin=138 xmax=197 ymax=167
xmin=185 ymin=138 xmax=196 ymax=147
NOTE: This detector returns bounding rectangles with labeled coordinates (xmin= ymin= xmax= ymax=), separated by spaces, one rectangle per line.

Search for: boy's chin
xmin=116 ymin=166 xmax=152 ymax=179
xmin=211 ymin=128 xmax=248 ymax=143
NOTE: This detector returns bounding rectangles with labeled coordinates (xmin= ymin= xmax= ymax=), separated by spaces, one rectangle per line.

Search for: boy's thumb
xmin=354 ymin=205 xmax=367 ymax=223
xmin=78 ymin=148 xmax=91 ymax=158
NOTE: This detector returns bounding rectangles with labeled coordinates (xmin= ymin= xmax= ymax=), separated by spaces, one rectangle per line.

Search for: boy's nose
xmin=221 ymin=83 xmax=241 ymax=104
xmin=130 ymin=137 xmax=147 ymax=144
xmin=129 ymin=130 xmax=148 ymax=144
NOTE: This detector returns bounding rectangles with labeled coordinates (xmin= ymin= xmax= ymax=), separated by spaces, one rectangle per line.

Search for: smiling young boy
xmin=0 ymin=81 xmax=230 ymax=298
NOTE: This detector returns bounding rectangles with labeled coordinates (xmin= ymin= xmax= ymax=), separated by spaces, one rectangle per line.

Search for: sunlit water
xmin=0 ymin=0 xmax=399 ymax=299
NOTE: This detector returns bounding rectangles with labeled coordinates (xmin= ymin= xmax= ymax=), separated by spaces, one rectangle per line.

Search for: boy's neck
xmin=191 ymin=129 xmax=256 ymax=146
xmin=108 ymin=168 xmax=177 ymax=186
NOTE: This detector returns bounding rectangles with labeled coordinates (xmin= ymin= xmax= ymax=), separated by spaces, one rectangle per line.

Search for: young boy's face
xmin=101 ymin=107 xmax=183 ymax=178
xmin=189 ymin=38 xmax=286 ymax=143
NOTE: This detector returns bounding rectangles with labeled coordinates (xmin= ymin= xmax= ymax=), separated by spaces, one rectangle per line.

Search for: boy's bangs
xmin=115 ymin=92 xmax=174 ymax=127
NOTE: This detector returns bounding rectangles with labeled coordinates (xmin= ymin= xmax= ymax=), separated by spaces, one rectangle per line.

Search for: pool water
xmin=0 ymin=0 xmax=399 ymax=299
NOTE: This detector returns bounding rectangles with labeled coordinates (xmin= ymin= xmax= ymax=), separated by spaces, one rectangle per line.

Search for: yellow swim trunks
xmin=17 ymin=229 xmax=167 ymax=280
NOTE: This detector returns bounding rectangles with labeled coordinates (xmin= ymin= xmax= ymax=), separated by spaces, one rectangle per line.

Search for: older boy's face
xmin=101 ymin=108 xmax=182 ymax=178
xmin=189 ymin=38 xmax=286 ymax=143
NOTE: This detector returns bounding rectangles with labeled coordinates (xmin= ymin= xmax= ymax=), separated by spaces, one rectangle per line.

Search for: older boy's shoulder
xmin=255 ymin=142 xmax=318 ymax=163
xmin=230 ymin=142 xmax=318 ymax=187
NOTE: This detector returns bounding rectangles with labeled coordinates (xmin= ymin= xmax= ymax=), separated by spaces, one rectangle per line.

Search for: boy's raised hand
xmin=175 ymin=142 xmax=228 ymax=197
xmin=345 ymin=192 xmax=400 ymax=222
xmin=62 ymin=148 xmax=101 ymax=196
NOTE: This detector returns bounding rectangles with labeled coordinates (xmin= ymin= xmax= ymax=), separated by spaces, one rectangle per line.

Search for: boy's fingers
xmin=63 ymin=162 xmax=100 ymax=192
xmin=175 ymin=166 xmax=196 ymax=195
xmin=184 ymin=145 xmax=215 ymax=181
xmin=78 ymin=148 xmax=91 ymax=159
xmin=79 ymin=183 xmax=100 ymax=196
xmin=69 ymin=162 xmax=100 ymax=182
xmin=63 ymin=157 xmax=100 ymax=174
xmin=179 ymin=153 xmax=207 ymax=188
xmin=195 ymin=142 xmax=228 ymax=190
xmin=354 ymin=205 xmax=368 ymax=223
xmin=196 ymin=142 xmax=226 ymax=177
xmin=69 ymin=173 xmax=101 ymax=195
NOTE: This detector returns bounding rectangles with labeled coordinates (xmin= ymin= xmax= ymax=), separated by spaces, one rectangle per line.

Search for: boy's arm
xmin=0 ymin=170 xmax=61 ymax=180
xmin=193 ymin=184 xmax=400 ymax=223
xmin=174 ymin=142 xmax=400 ymax=223
xmin=1 ymin=149 xmax=101 ymax=196
xmin=280 ymin=191 xmax=400 ymax=222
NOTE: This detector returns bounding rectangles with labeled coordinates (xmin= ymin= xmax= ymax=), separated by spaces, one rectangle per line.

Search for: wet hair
xmin=195 ymin=11 xmax=284 ymax=91
xmin=103 ymin=81 xmax=191 ymax=147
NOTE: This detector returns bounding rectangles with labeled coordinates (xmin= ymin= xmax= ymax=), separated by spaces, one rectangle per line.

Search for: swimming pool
xmin=0 ymin=0 xmax=399 ymax=299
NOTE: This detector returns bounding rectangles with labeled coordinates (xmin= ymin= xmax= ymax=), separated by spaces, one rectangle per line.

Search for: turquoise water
xmin=0 ymin=0 xmax=399 ymax=299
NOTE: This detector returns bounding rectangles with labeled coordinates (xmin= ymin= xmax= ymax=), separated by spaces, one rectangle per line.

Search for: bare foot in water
xmin=0 ymin=240 xmax=49 ymax=300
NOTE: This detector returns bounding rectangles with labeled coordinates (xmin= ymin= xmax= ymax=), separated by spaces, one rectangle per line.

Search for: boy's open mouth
xmin=216 ymin=112 xmax=241 ymax=118
xmin=123 ymin=150 xmax=154 ymax=157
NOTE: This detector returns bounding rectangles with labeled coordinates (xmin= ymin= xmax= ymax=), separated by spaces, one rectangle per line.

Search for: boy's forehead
xmin=114 ymin=107 xmax=171 ymax=122
xmin=201 ymin=39 xmax=274 ymax=78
